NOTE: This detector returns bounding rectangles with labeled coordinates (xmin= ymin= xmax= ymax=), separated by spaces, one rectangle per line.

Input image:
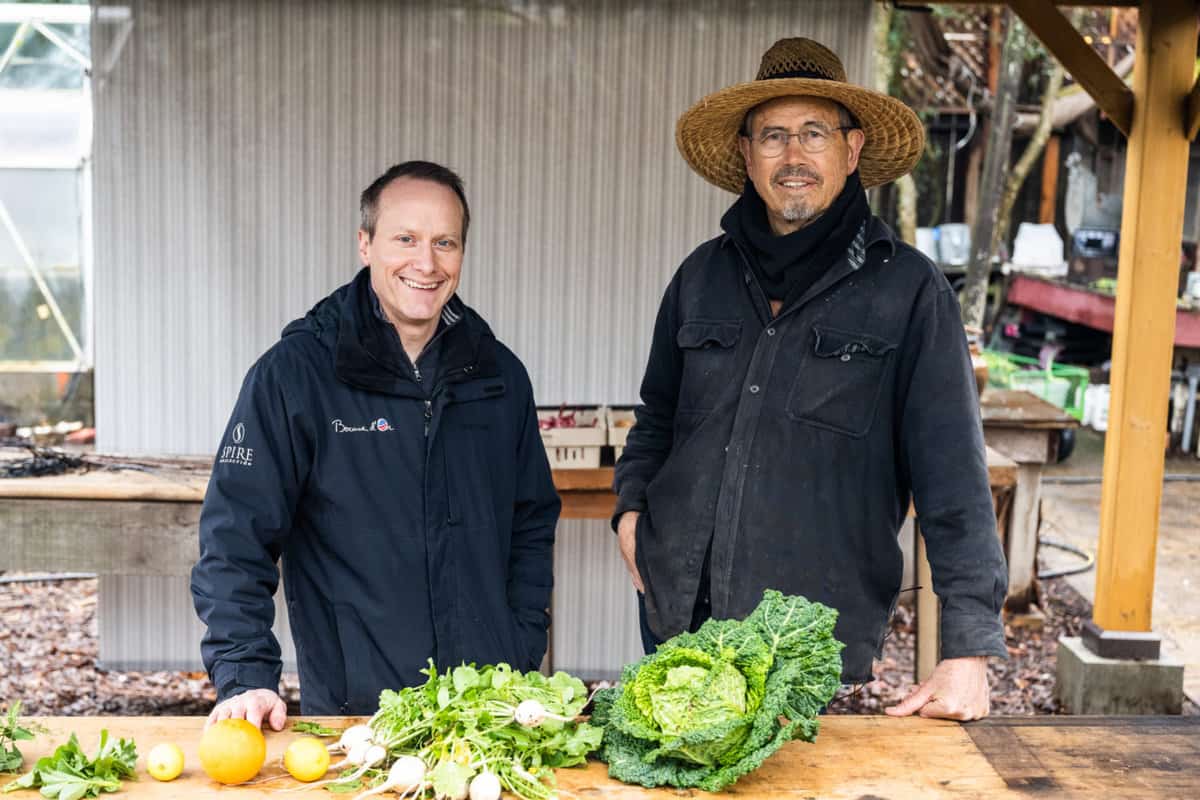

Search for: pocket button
xmin=749 ymin=384 xmax=760 ymax=394
xmin=840 ymin=354 xmax=852 ymax=362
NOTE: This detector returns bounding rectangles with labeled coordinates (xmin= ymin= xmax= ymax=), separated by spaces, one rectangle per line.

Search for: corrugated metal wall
xmin=90 ymin=0 xmax=874 ymax=676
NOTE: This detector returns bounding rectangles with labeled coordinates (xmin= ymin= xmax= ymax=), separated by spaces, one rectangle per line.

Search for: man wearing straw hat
xmin=613 ymin=38 xmax=1007 ymax=721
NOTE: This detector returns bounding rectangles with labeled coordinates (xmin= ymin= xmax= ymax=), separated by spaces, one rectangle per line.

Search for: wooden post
xmin=1094 ymin=0 xmax=1196 ymax=633
xmin=914 ymin=524 xmax=938 ymax=684
xmin=1039 ymin=134 xmax=1060 ymax=224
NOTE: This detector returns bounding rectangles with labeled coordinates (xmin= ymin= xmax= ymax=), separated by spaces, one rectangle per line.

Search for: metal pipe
xmin=0 ymin=198 xmax=86 ymax=364
xmin=0 ymin=20 xmax=29 ymax=76
xmin=30 ymin=19 xmax=92 ymax=72
xmin=0 ymin=4 xmax=91 ymax=24
xmin=1044 ymin=474 xmax=1200 ymax=485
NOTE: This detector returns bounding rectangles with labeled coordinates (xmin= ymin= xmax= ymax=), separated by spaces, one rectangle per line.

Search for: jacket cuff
xmin=939 ymin=611 xmax=1009 ymax=661
xmin=212 ymin=661 xmax=283 ymax=703
xmin=511 ymin=610 xmax=549 ymax=672
xmin=610 ymin=489 xmax=647 ymax=533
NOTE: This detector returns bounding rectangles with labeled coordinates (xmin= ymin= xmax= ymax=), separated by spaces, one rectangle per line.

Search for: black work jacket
xmin=192 ymin=268 xmax=560 ymax=713
xmin=614 ymin=217 xmax=1007 ymax=682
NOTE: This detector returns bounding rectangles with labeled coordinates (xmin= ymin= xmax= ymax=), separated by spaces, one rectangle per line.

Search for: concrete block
xmin=1056 ymin=636 xmax=1184 ymax=715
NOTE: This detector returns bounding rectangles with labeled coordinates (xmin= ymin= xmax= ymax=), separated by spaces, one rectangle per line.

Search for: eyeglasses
xmin=745 ymin=125 xmax=856 ymax=157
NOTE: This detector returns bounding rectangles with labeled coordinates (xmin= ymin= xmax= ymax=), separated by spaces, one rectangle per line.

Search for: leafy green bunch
xmin=2 ymin=730 xmax=136 ymax=800
xmin=349 ymin=662 xmax=602 ymax=800
xmin=0 ymin=703 xmax=42 ymax=775
xmin=592 ymin=589 xmax=843 ymax=792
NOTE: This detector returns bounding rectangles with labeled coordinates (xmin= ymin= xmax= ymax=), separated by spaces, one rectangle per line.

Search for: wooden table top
xmin=5 ymin=715 xmax=1196 ymax=799
xmin=0 ymin=450 xmax=1017 ymax=504
xmin=980 ymin=389 xmax=1079 ymax=429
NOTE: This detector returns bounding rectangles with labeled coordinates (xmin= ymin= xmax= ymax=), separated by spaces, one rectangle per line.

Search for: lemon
xmin=198 ymin=719 xmax=267 ymax=784
xmin=284 ymin=736 xmax=331 ymax=782
xmin=146 ymin=742 xmax=185 ymax=781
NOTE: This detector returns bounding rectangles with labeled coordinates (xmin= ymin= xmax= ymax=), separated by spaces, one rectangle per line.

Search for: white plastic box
xmin=537 ymin=407 xmax=606 ymax=468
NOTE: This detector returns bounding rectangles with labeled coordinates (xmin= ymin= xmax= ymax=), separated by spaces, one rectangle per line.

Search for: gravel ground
xmin=0 ymin=572 xmax=1186 ymax=717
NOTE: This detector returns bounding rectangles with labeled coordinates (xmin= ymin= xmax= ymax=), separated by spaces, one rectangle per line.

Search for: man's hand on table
xmin=884 ymin=656 xmax=990 ymax=721
xmin=207 ymin=688 xmax=288 ymax=731
xmin=617 ymin=511 xmax=645 ymax=593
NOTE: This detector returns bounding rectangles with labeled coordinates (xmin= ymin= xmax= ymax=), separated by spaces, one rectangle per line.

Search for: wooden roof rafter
xmin=926 ymin=0 xmax=1135 ymax=134
xmin=1006 ymin=0 xmax=1133 ymax=135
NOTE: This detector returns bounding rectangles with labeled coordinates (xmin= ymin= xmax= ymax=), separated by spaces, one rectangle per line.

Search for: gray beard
xmin=781 ymin=202 xmax=819 ymax=225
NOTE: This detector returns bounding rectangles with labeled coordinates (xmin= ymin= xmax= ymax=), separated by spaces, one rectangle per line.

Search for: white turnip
xmin=351 ymin=755 xmax=428 ymax=800
xmin=468 ymin=770 xmax=502 ymax=800
xmin=328 ymin=724 xmax=374 ymax=753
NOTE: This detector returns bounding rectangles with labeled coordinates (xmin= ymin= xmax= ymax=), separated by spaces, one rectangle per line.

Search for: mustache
xmin=772 ymin=166 xmax=821 ymax=184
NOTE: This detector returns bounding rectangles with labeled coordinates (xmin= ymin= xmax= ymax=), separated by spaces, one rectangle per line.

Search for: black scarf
xmin=720 ymin=171 xmax=870 ymax=305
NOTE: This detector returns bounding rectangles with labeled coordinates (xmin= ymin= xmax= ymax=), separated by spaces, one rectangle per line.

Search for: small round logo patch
xmin=376 ymin=418 xmax=390 ymax=432
xmin=232 ymin=423 xmax=245 ymax=444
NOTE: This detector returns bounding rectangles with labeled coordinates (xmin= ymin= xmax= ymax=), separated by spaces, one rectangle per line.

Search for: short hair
xmin=740 ymin=99 xmax=860 ymax=136
xmin=359 ymin=161 xmax=471 ymax=246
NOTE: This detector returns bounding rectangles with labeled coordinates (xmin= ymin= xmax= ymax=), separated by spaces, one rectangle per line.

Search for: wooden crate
xmin=606 ymin=407 xmax=636 ymax=461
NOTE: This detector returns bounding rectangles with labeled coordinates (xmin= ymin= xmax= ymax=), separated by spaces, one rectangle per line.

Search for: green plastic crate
xmin=982 ymin=350 xmax=1088 ymax=421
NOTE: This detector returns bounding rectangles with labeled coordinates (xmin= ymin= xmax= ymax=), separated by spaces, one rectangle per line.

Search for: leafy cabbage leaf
xmin=594 ymin=589 xmax=843 ymax=792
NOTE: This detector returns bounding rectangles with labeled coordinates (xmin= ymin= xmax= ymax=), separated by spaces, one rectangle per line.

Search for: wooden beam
xmin=1039 ymin=133 xmax=1060 ymax=223
xmin=1007 ymin=0 xmax=1133 ymax=136
xmin=1094 ymin=0 xmax=1197 ymax=633
xmin=914 ymin=526 xmax=938 ymax=683
xmin=0 ymin=498 xmax=201 ymax=576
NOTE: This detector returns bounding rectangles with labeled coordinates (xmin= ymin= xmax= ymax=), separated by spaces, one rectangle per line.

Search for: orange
xmin=198 ymin=719 xmax=267 ymax=784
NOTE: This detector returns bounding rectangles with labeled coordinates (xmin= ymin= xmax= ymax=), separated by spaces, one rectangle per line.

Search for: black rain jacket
xmin=614 ymin=217 xmax=1008 ymax=682
xmin=192 ymin=268 xmax=560 ymax=714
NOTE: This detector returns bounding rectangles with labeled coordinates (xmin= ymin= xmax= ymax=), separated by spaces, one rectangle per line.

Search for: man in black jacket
xmin=614 ymin=38 xmax=1007 ymax=720
xmin=192 ymin=161 xmax=560 ymax=728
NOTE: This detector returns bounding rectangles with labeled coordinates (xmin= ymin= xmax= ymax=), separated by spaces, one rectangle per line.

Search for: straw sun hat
xmin=676 ymin=37 xmax=925 ymax=193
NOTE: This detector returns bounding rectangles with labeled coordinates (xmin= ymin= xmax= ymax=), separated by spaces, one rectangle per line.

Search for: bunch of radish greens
xmin=319 ymin=661 xmax=601 ymax=800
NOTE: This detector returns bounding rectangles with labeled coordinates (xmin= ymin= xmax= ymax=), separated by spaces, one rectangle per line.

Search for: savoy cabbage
xmin=592 ymin=589 xmax=843 ymax=792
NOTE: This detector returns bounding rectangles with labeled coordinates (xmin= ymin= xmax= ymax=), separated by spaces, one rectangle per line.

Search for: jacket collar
xmin=335 ymin=268 xmax=498 ymax=396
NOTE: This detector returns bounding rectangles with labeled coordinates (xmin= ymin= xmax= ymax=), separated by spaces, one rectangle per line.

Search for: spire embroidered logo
xmin=331 ymin=417 xmax=394 ymax=433
xmin=219 ymin=422 xmax=255 ymax=467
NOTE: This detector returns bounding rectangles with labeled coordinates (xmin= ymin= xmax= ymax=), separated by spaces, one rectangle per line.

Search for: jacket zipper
xmin=413 ymin=365 xmax=434 ymax=438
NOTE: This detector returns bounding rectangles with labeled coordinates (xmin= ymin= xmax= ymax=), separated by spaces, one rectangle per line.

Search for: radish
xmin=328 ymin=724 xmax=374 ymax=753
xmin=513 ymin=700 xmax=572 ymax=727
xmin=351 ymin=755 xmax=428 ymax=800
xmin=468 ymin=771 xmax=502 ymax=800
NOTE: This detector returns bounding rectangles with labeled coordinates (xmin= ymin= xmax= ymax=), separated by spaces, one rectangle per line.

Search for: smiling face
xmin=357 ymin=177 xmax=465 ymax=345
xmin=738 ymin=95 xmax=865 ymax=235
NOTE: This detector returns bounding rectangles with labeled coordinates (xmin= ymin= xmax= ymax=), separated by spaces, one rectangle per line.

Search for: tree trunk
xmin=872 ymin=2 xmax=917 ymax=245
xmin=991 ymin=61 xmax=1064 ymax=255
xmin=991 ymin=13 xmax=1081 ymax=253
xmin=961 ymin=10 xmax=1025 ymax=329
xmin=896 ymin=174 xmax=918 ymax=245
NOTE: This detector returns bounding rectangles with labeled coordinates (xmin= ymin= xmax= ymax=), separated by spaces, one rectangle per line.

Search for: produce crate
xmin=606 ymin=407 xmax=636 ymax=461
xmin=983 ymin=350 xmax=1088 ymax=421
xmin=537 ymin=406 xmax=606 ymax=468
